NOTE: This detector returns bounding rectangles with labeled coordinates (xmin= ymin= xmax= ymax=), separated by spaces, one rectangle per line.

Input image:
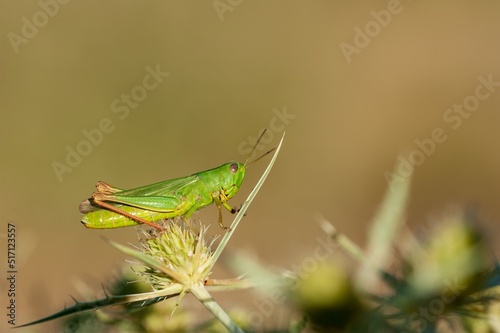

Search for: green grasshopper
xmin=80 ymin=131 xmax=273 ymax=231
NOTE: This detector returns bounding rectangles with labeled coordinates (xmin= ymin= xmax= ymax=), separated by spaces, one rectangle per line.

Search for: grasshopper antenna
xmin=244 ymin=129 xmax=277 ymax=168
xmin=246 ymin=147 xmax=276 ymax=167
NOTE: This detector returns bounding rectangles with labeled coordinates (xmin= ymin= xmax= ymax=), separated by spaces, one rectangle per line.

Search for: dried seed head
xmin=138 ymin=221 xmax=215 ymax=290
xmin=407 ymin=210 xmax=485 ymax=295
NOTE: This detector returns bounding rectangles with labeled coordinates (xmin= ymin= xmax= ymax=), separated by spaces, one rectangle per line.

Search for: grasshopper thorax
xmin=194 ymin=162 xmax=246 ymax=200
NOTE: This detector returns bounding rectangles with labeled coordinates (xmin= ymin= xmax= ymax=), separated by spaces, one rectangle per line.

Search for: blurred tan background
xmin=2 ymin=0 xmax=500 ymax=331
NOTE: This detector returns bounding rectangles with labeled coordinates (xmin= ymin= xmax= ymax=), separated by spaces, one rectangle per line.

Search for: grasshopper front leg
xmin=214 ymin=191 xmax=238 ymax=230
xmin=214 ymin=201 xmax=229 ymax=230
xmin=225 ymin=202 xmax=242 ymax=214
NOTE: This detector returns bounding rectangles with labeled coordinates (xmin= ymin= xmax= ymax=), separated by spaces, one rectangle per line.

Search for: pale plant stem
xmin=209 ymin=132 xmax=285 ymax=268
xmin=190 ymin=284 xmax=244 ymax=333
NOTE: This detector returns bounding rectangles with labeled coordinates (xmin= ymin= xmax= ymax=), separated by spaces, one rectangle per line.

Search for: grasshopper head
xmin=222 ymin=161 xmax=246 ymax=199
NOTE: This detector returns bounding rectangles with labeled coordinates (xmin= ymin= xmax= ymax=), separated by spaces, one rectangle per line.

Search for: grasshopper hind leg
xmin=95 ymin=181 xmax=122 ymax=195
xmin=79 ymin=181 xmax=124 ymax=215
xmin=91 ymin=196 xmax=164 ymax=231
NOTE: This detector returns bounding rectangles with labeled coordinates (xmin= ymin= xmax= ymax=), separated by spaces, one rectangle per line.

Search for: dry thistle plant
xmin=288 ymin=166 xmax=500 ymax=333
xmin=18 ymin=140 xmax=500 ymax=333
xmin=18 ymin=133 xmax=285 ymax=333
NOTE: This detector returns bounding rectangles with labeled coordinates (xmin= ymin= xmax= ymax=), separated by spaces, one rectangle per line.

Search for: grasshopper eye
xmin=229 ymin=163 xmax=238 ymax=174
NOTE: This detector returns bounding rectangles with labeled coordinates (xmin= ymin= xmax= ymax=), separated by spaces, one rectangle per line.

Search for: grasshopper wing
xmin=114 ymin=175 xmax=198 ymax=197
xmin=88 ymin=175 xmax=199 ymax=212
